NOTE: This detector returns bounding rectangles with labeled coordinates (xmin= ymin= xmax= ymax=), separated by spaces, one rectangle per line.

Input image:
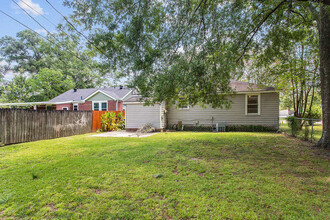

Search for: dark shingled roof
xmin=49 ymin=87 xmax=132 ymax=102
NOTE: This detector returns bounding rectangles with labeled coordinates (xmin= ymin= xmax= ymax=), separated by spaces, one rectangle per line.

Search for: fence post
xmin=311 ymin=120 xmax=314 ymax=142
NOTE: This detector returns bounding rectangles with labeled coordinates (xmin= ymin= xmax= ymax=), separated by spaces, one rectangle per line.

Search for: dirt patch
xmin=172 ymin=166 xmax=179 ymax=175
xmin=90 ymin=131 xmax=159 ymax=138
xmin=46 ymin=204 xmax=57 ymax=212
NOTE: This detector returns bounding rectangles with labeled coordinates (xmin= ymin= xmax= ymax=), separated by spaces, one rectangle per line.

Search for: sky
xmin=0 ymin=0 xmax=72 ymax=38
xmin=0 ymin=0 xmax=127 ymax=85
xmin=0 ymin=0 xmax=73 ymax=81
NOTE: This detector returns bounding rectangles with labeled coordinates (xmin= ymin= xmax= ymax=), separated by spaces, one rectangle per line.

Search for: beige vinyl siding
xmin=126 ymin=104 xmax=163 ymax=129
xmin=167 ymin=93 xmax=279 ymax=129
xmin=87 ymin=92 xmax=113 ymax=101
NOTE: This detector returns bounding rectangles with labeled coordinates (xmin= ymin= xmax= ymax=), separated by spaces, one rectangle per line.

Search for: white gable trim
xmin=121 ymin=90 xmax=133 ymax=101
xmin=84 ymin=90 xmax=117 ymax=101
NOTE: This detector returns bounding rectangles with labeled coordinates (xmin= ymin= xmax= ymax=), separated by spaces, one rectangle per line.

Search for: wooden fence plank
xmin=0 ymin=109 xmax=93 ymax=145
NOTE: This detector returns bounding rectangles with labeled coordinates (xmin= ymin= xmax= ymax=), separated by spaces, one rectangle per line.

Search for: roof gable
xmin=85 ymin=91 xmax=115 ymax=101
xmin=49 ymin=87 xmax=132 ymax=102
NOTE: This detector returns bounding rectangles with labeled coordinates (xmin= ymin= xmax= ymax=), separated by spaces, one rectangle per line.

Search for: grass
xmin=0 ymin=132 xmax=329 ymax=219
xmin=280 ymin=123 xmax=323 ymax=142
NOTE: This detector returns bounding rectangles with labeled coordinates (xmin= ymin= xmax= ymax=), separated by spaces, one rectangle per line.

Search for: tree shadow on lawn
xmin=0 ymin=132 xmax=329 ymax=219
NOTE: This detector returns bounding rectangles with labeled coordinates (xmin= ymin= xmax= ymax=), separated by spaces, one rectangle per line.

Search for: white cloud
xmin=17 ymin=0 xmax=44 ymax=16
xmin=35 ymin=29 xmax=47 ymax=35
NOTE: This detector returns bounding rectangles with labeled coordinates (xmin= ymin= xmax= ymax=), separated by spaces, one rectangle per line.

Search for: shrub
xmin=182 ymin=125 xmax=213 ymax=132
xmin=307 ymin=106 xmax=322 ymax=120
xmin=100 ymin=112 xmax=125 ymax=132
xmin=287 ymin=116 xmax=298 ymax=137
xmin=304 ymin=124 xmax=310 ymax=141
xmin=306 ymin=106 xmax=322 ymax=125
xmin=226 ymin=125 xmax=276 ymax=132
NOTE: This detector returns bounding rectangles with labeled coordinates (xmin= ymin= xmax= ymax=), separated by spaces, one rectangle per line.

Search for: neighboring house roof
xmin=49 ymin=87 xmax=132 ymax=102
xmin=124 ymin=96 xmax=144 ymax=103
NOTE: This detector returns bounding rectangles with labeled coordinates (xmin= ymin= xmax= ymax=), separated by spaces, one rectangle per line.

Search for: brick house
xmin=0 ymin=86 xmax=132 ymax=111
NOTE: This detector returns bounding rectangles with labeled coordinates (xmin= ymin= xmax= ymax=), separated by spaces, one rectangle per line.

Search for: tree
xmin=64 ymin=0 xmax=329 ymax=147
xmin=244 ymin=25 xmax=321 ymax=126
xmin=1 ymin=74 xmax=32 ymax=102
xmin=29 ymin=68 xmax=75 ymax=101
xmin=0 ymin=30 xmax=106 ymax=94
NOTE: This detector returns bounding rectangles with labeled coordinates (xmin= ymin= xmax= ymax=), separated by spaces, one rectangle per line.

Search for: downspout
xmin=116 ymin=100 xmax=118 ymax=111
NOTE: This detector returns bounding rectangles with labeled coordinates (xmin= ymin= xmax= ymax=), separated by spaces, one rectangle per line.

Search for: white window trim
xmin=62 ymin=107 xmax=69 ymax=110
xmin=245 ymin=94 xmax=261 ymax=115
xmin=92 ymin=101 xmax=108 ymax=111
xmin=73 ymin=104 xmax=78 ymax=111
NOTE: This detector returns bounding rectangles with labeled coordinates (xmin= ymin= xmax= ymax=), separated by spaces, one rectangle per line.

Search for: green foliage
xmin=226 ymin=125 xmax=276 ymax=132
xmin=304 ymin=124 xmax=310 ymax=141
xmin=0 ymin=30 xmax=107 ymax=102
xmin=287 ymin=116 xmax=298 ymax=137
xmin=0 ymin=132 xmax=329 ymax=218
xmin=30 ymin=68 xmax=75 ymax=101
xmin=307 ymin=105 xmax=322 ymax=120
xmin=63 ymin=0 xmax=324 ymax=109
xmin=100 ymin=112 xmax=125 ymax=132
xmin=280 ymin=123 xmax=322 ymax=142
xmin=0 ymin=74 xmax=32 ymax=102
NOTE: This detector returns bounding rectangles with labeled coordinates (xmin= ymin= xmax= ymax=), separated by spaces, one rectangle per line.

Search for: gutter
xmin=0 ymin=100 xmax=86 ymax=106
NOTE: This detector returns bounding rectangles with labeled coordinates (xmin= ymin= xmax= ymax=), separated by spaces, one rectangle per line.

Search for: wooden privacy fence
xmin=92 ymin=111 xmax=125 ymax=132
xmin=0 ymin=109 xmax=93 ymax=145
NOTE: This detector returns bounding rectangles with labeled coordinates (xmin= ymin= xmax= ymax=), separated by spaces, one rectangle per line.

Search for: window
xmin=62 ymin=107 xmax=68 ymax=111
xmin=93 ymin=101 xmax=108 ymax=111
xmin=73 ymin=104 xmax=78 ymax=111
xmin=246 ymin=94 xmax=260 ymax=115
xmin=101 ymin=102 xmax=107 ymax=111
xmin=93 ymin=102 xmax=99 ymax=111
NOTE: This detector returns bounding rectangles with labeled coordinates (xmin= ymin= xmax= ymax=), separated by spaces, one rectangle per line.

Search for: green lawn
xmin=0 ymin=132 xmax=329 ymax=219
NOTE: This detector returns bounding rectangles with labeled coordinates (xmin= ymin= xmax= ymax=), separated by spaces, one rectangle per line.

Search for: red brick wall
xmin=117 ymin=101 xmax=123 ymax=111
xmin=78 ymin=101 xmax=92 ymax=111
xmin=56 ymin=103 xmax=73 ymax=110
xmin=108 ymin=100 xmax=117 ymax=111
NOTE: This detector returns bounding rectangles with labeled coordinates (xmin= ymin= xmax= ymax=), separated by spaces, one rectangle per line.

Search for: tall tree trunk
xmin=316 ymin=5 xmax=330 ymax=148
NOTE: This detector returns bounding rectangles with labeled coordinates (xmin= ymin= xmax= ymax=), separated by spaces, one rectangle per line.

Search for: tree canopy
xmin=0 ymin=30 xmax=108 ymax=102
xmin=64 ymin=0 xmax=325 ymax=105
xmin=64 ymin=0 xmax=330 ymax=148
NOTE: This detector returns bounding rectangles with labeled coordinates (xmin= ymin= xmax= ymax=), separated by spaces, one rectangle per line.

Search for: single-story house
xmin=124 ymin=80 xmax=279 ymax=131
xmin=0 ymin=86 xmax=132 ymax=111
xmin=0 ymin=80 xmax=279 ymax=131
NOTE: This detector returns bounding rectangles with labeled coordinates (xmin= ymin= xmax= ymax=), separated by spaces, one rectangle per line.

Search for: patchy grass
xmin=280 ymin=123 xmax=322 ymax=142
xmin=0 ymin=132 xmax=329 ymax=219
